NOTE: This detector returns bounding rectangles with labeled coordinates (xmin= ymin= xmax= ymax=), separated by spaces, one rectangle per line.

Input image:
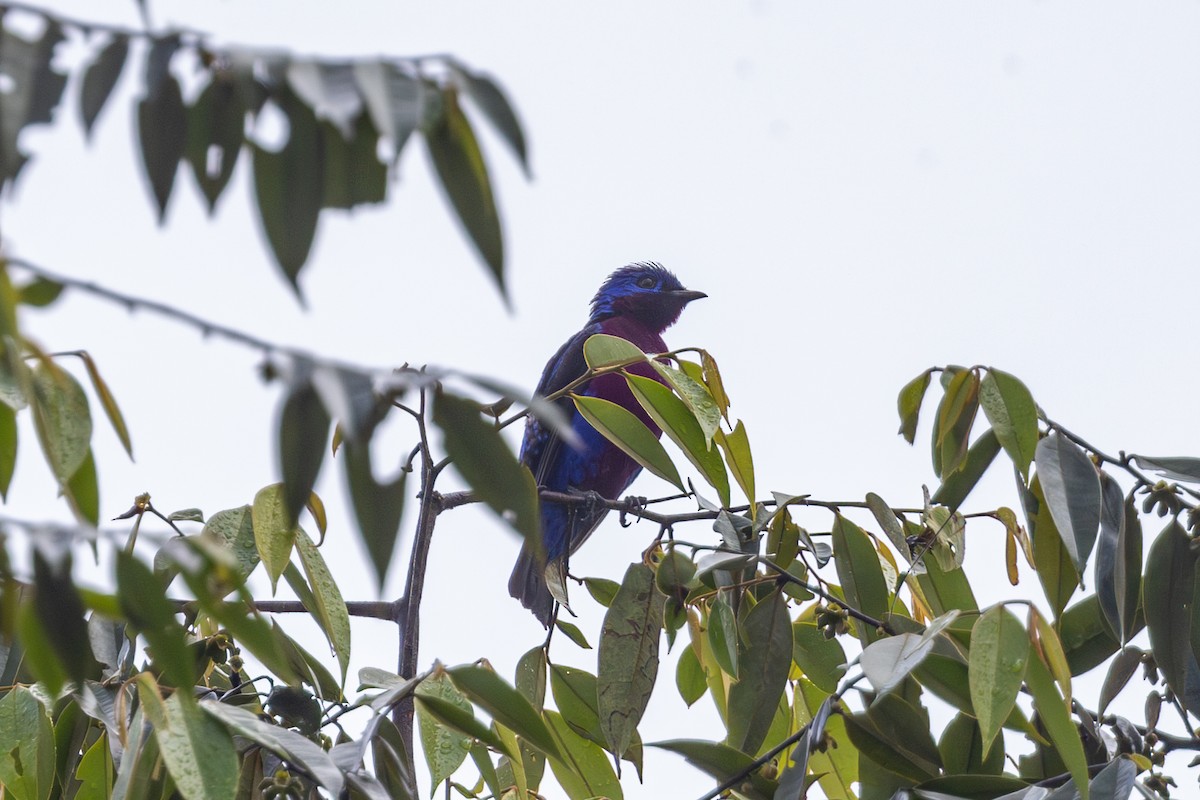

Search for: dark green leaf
xmin=415 ymin=671 xmax=474 ymax=793
xmin=1130 ymin=455 xmax=1200 ymax=483
xmin=650 ymin=361 xmax=721 ymax=446
xmin=572 ymin=393 xmax=683 ymax=490
xmin=968 ymin=605 xmax=1028 ymax=753
xmin=626 ymin=372 xmax=730 ymax=506
xmin=201 ymin=505 xmax=260 ymax=578
xmin=598 ymin=563 xmax=666 ymax=759
xmin=554 ymin=619 xmax=591 ymax=649
xmin=293 ymin=527 xmax=351 ymax=683
xmin=80 ymin=34 xmax=129 ymax=138
xmin=116 ymin=550 xmax=194 ymax=688
xmin=16 ymin=276 xmax=64 ymax=307
xmin=0 ymin=685 xmax=55 ymax=800
xmin=549 ymin=664 xmax=642 ymax=773
xmin=424 ymin=87 xmax=505 ymax=298
xmin=897 ymin=369 xmax=932 ymax=445
xmin=914 ymin=544 xmax=978 ymax=616
xmin=1024 ymin=650 xmax=1089 ymax=798
xmin=73 ymin=731 xmax=113 ymax=797
xmin=726 ymin=590 xmax=792 ymax=755
xmin=1028 ymin=475 xmax=1079 ymax=617
xmin=543 ymin=710 xmax=624 ymax=800
xmin=343 ymin=438 xmax=406 ymax=590
xmin=831 ymin=514 xmax=889 ymax=644
xmin=706 ymin=591 xmax=738 ymax=678
xmin=843 ymin=696 xmax=940 ymax=782
xmin=451 ymin=63 xmax=530 ymax=177
xmin=447 ymin=664 xmax=562 ymax=760
xmin=32 ymin=548 xmax=94 ymax=687
xmin=1035 ymin=432 xmax=1102 ymax=578
xmin=1146 ymin=520 xmax=1200 ymax=715
xmin=0 ymin=22 xmax=67 ymax=184
xmin=655 ymin=549 xmax=696 ymax=598
xmin=185 ymin=76 xmax=244 ymax=213
xmin=1098 ymin=646 xmax=1143 ymax=718
xmin=287 ymin=61 xmax=363 ymax=137
xmin=435 ymin=390 xmax=538 ymax=541
xmin=30 ymin=360 xmax=92 ymax=483
xmin=979 ymin=368 xmax=1038 ymax=480
xmin=251 ymin=483 xmax=297 ymax=591
xmin=1094 ymin=472 xmax=1139 ymax=642
xmin=252 ymin=86 xmax=323 ymax=296
xmin=516 ymin=646 xmax=547 ymax=709
xmin=138 ymin=74 xmax=187 ymax=222
xmin=584 ymin=577 xmax=620 ymax=608
xmin=650 ymin=739 xmax=778 ymax=800
xmin=792 ymin=621 xmax=846 ymax=693
xmin=932 ymin=368 xmax=980 ymax=478
xmin=153 ymin=693 xmax=239 ymax=800
xmin=279 ymin=375 xmax=330 ymax=529
xmin=202 ymin=701 xmax=344 ymax=796
xmin=931 ymin=427 xmax=1001 ymax=512
xmin=1059 ymin=594 xmax=1123 ymax=677
xmin=0 ymin=400 xmax=18 ymax=500
xmin=320 ymin=113 xmax=387 ymax=209
xmin=938 ymin=713 xmax=1004 ymax=776
xmin=65 ymin=448 xmax=99 ymax=526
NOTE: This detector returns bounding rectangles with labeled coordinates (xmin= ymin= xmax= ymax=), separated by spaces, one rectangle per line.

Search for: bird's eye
xmin=636 ymin=276 xmax=656 ymax=289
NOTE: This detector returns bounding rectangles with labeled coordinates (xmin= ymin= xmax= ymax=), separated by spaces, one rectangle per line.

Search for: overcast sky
xmin=6 ymin=2 xmax=1200 ymax=797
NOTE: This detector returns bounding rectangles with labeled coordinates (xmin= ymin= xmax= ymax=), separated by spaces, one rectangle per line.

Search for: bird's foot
xmin=567 ymin=488 xmax=609 ymax=519
xmin=619 ymin=495 xmax=649 ymax=527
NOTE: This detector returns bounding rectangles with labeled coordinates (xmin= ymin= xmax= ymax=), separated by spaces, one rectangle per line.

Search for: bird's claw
xmin=619 ymin=495 xmax=648 ymax=527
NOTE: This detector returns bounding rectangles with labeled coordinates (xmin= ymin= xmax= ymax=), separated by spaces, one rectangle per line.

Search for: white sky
xmin=5 ymin=2 xmax=1200 ymax=798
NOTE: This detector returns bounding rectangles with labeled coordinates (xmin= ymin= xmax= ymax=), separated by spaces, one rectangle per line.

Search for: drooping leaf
xmin=185 ymin=75 xmax=245 ymax=213
xmin=706 ymin=592 xmax=739 ymax=678
xmin=435 ymin=390 xmax=539 ymax=541
xmin=29 ymin=360 xmax=92 ymax=484
xmin=598 ymin=563 xmax=666 ymax=760
xmin=0 ymin=22 xmax=67 ymax=185
xmin=138 ymin=74 xmax=187 ymax=222
xmin=715 ymin=419 xmax=754 ymax=504
xmin=651 ymin=361 xmax=721 ymax=446
xmin=1094 ymin=472 xmax=1129 ymax=639
xmin=979 ymin=368 xmax=1038 ymax=479
xmin=65 ymin=448 xmax=99 ymax=526
xmin=251 ymin=483 xmax=298 ymax=592
xmin=353 ymin=60 xmax=423 ymax=159
xmin=626 ymin=372 xmax=730 ymax=505
xmin=278 ymin=373 xmax=331 ymax=529
xmin=831 ymin=514 xmax=889 ymax=644
xmin=1028 ymin=606 xmax=1072 ymax=704
xmin=287 ymin=60 xmax=363 ymax=138
xmin=202 ymin=701 xmax=345 ymax=796
xmin=1098 ymin=646 xmax=1143 ymax=718
xmin=543 ymin=710 xmax=624 ymax=800
xmin=1028 ymin=475 xmax=1079 ymax=618
xmin=726 ymin=590 xmax=792 ymax=756
xmin=650 ymin=739 xmax=778 ymax=800
xmin=791 ymin=621 xmax=847 ymax=693
xmin=293 ymin=528 xmax=351 ymax=683
xmin=153 ymin=694 xmax=238 ymax=800
xmin=897 ymin=369 xmax=932 ymax=444
xmin=572 ymin=393 xmax=683 ymax=490
xmin=1130 ymin=455 xmax=1200 ymax=483
xmin=424 ymin=87 xmax=505 ymax=298
xmin=79 ymin=34 xmax=129 ymax=138
xmin=0 ymin=400 xmax=15 ymax=500
xmin=1059 ymin=594 xmax=1123 ymax=677
xmin=1035 ymin=432 xmax=1102 ymax=578
xmin=549 ymin=664 xmax=642 ymax=775
xmin=676 ymin=645 xmax=707 ymax=707
xmin=931 ymin=427 xmax=1001 ymax=512
xmin=74 ymin=351 xmax=133 ymax=459
xmin=938 ymin=713 xmax=1005 ymax=776
xmin=115 ymin=550 xmax=194 ymax=688
xmin=842 ymin=695 xmax=941 ymax=782
xmin=968 ymin=605 xmax=1028 ymax=754
xmin=446 ymin=663 xmax=562 ymax=760
xmin=252 ymin=85 xmax=324 ymax=296
xmin=0 ymin=685 xmax=55 ymax=800
xmin=450 ymin=61 xmax=530 ymax=177
xmin=415 ymin=670 xmax=474 ymax=794
xmin=1145 ymin=520 xmax=1200 ymax=715
xmin=31 ymin=548 xmax=93 ymax=688
xmin=320 ymin=113 xmax=387 ymax=210
xmin=1024 ymin=651 xmax=1089 ymax=799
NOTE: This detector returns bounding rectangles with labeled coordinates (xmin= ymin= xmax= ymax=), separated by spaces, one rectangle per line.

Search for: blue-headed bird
xmin=509 ymin=262 xmax=706 ymax=625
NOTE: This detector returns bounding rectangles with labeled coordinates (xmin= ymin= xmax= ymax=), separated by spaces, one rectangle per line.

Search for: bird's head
xmin=589 ymin=262 xmax=706 ymax=330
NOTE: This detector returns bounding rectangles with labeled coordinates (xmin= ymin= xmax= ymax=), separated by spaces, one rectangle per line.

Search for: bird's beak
xmin=672 ymin=289 xmax=707 ymax=303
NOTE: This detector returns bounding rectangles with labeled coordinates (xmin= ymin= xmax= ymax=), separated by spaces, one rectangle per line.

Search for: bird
xmin=509 ymin=262 xmax=706 ymax=625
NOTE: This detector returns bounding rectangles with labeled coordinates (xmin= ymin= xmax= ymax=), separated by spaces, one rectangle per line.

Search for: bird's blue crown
xmin=589 ymin=262 xmax=688 ymax=322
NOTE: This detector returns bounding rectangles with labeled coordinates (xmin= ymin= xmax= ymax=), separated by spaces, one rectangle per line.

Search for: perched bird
xmin=509 ymin=262 xmax=706 ymax=625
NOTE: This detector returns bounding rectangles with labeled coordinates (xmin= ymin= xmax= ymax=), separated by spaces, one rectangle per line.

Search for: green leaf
xmin=584 ymin=577 xmax=620 ymax=607
xmin=185 ymin=76 xmax=244 ymax=213
xmin=914 ymin=544 xmax=978 ymax=616
xmin=1035 ymin=432 xmax=1102 ymax=578
xmin=202 ymin=701 xmax=345 ymax=796
xmin=252 ymin=85 xmax=323 ymax=296
xmin=0 ymin=398 xmax=15 ymax=500
xmin=30 ymin=360 xmax=92 ymax=484
xmin=1146 ymin=520 xmax=1200 ymax=715
xmin=450 ymin=63 xmax=530 ymax=178
xmin=843 ymin=694 xmax=942 ymax=782
xmin=0 ymin=23 xmax=67 ymax=185
xmin=287 ymin=61 xmax=363 ymax=138
xmin=116 ymin=550 xmax=194 ymax=688
xmin=425 ymin=87 xmax=505 ymax=298
xmin=549 ymin=664 xmax=642 ymax=774
xmin=932 ymin=368 xmax=980 ymax=478
xmin=353 ymin=60 xmax=423 ymax=159
xmin=706 ymin=593 xmax=739 ymax=678
xmin=554 ymin=619 xmax=591 ymax=650
xmin=74 ymin=351 xmax=133 ymax=460
xmin=342 ymin=438 xmax=406 ymax=590
xmin=938 ymin=713 xmax=1005 ymax=776
xmin=931 ymin=427 xmax=1001 ymax=512
xmin=293 ymin=527 xmax=351 ymax=684
xmin=572 ymin=393 xmax=683 ymax=490
xmin=251 ymin=483 xmax=298 ymax=592
xmin=792 ymin=622 xmax=847 ymax=693
xmin=726 ymin=590 xmax=792 ymax=756
xmin=598 ymin=563 xmax=666 ymax=759
xmin=1098 ymin=646 xmax=1143 ymax=718
xmin=831 ymin=514 xmax=889 ymax=644
xmin=651 ymin=361 xmax=721 ymax=446
xmin=676 ymin=644 xmax=707 ymax=707
xmin=447 ymin=664 xmax=562 ymax=760
xmin=1024 ymin=650 xmax=1089 ymax=799
xmin=897 ymin=369 xmax=933 ymax=444
xmin=650 ymin=740 xmax=778 ymax=800
xmin=979 ymin=368 xmax=1038 ymax=479
xmin=543 ymin=710 xmax=624 ymax=800
xmin=415 ymin=671 xmax=474 ymax=794
xmin=715 ymin=420 xmax=754 ymax=504
xmin=434 ymin=390 xmax=539 ymax=541
xmin=0 ymin=686 xmax=55 ymax=800
xmin=152 ymin=693 xmax=238 ymax=800
xmin=201 ymin=505 xmax=260 ymax=579
xmin=74 ymin=731 xmax=114 ymax=797
xmin=968 ymin=605 xmax=1028 ymax=754
xmin=1028 ymin=475 xmax=1079 ymax=617
xmin=1059 ymin=594 xmax=1123 ymax=677
xmin=1129 ymin=455 xmax=1200 ymax=483
xmin=320 ymin=114 xmax=387 ymax=210
xmin=626 ymin=372 xmax=730 ymax=505
xmin=582 ymin=333 xmax=646 ymax=369
xmin=1094 ymin=474 xmax=1141 ymax=643
xmin=278 ymin=375 xmax=331 ymax=529
xmin=79 ymin=34 xmax=129 ymax=138
xmin=65 ymin=448 xmax=99 ymax=526
xmin=138 ymin=74 xmax=187 ymax=222
xmin=16 ymin=277 xmax=64 ymax=307
xmin=31 ymin=548 xmax=93 ymax=688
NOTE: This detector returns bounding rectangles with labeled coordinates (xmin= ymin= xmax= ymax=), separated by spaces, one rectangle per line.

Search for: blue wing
xmin=520 ymin=322 xmax=599 ymax=486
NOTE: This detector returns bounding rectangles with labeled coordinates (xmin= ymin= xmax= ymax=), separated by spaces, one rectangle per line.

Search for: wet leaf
xmin=251 ymin=483 xmax=298 ymax=592
xmin=153 ymin=693 xmax=238 ymax=800
xmin=968 ymin=605 xmax=1028 ymax=753
xmin=294 ymin=527 xmax=351 ymax=683
xmin=1035 ymin=432 xmax=1102 ymax=578
xmin=598 ymin=563 xmax=665 ymax=760
xmin=30 ymin=360 xmax=92 ymax=484
xmin=979 ymin=368 xmax=1038 ymax=479
xmin=415 ymin=670 xmax=473 ymax=794
xmin=932 ymin=368 xmax=980 ymax=477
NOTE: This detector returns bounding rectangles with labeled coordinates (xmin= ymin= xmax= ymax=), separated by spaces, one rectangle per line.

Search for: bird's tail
xmin=509 ymin=545 xmax=555 ymax=627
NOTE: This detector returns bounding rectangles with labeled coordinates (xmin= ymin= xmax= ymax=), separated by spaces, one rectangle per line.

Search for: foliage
xmin=0 ymin=5 xmax=1197 ymax=800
